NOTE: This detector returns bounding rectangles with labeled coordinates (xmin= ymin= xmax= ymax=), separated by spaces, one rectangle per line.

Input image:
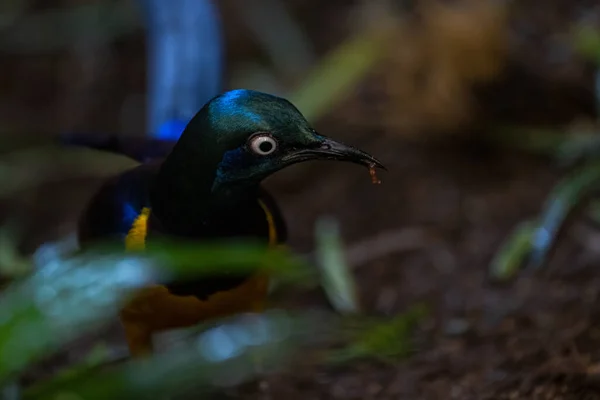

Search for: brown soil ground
xmin=240 ymin=142 xmax=600 ymax=400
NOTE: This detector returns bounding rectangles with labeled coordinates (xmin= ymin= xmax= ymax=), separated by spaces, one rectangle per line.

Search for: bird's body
xmin=78 ymin=163 xmax=286 ymax=355
xmin=76 ymin=89 xmax=384 ymax=357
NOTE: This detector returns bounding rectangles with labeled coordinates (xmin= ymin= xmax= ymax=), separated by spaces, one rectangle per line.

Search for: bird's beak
xmin=283 ymin=136 xmax=386 ymax=170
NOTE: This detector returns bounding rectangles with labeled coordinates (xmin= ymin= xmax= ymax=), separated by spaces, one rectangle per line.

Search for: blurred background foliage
xmin=1 ymin=0 xmax=600 ymax=398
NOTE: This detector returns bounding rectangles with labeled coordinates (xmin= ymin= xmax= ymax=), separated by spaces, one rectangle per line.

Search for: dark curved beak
xmin=283 ymin=137 xmax=386 ymax=170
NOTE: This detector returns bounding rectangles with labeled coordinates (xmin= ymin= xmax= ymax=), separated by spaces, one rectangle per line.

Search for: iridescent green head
xmin=152 ymin=89 xmax=385 ymax=220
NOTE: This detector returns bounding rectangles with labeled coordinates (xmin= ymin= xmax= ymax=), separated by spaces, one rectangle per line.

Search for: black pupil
xmin=258 ymin=140 xmax=273 ymax=153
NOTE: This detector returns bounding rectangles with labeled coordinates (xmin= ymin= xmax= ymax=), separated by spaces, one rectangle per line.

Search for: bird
xmin=76 ymin=89 xmax=385 ymax=356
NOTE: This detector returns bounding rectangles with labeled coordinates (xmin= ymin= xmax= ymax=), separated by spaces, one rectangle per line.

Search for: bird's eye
xmin=248 ymin=134 xmax=278 ymax=156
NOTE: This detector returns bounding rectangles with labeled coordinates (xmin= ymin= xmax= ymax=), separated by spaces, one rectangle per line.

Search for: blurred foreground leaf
xmin=0 ymin=254 xmax=158 ymax=383
xmin=116 ymin=239 xmax=314 ymax=286
xmin=0 ymin=240 xmax=311 ymax=383
xmin=26 ymin=310 xmax=334 ymax=400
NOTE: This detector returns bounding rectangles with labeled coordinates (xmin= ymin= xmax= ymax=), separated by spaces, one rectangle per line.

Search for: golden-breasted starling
xmin=77 ymin=89 xmax=385 ymax=356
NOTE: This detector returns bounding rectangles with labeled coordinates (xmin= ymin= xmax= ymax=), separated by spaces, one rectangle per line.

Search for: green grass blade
xmin=94 ymin=239 xmax=315 ymax=286
xmin=489 ymin=220 xmax=537 ymax=281
xmin=328 ymin=304 xmax=428 ymax=364
xmin=529 ymin=161 xmax=600 ymax=268
xmin=289 ymin=26 xmax=392 ymax=122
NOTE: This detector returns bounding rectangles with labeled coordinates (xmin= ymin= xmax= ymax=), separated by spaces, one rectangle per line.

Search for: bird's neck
xmin=149 ymin=144 xmax=259 ymax=235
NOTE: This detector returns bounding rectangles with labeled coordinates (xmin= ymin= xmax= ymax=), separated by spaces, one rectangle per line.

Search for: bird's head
xmin=154 ymin=89 xmax=385 ymax=221
xmin=165 ymin=89 xmax=384 ymax=193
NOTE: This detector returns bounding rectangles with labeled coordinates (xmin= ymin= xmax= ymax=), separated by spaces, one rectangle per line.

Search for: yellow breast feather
xmin=125 ymin=207 xmax=151 ymax=251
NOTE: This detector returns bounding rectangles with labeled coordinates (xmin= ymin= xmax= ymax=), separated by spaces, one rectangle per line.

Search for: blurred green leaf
xmin=25 ymin=310 xmax=333 ymax=400
xmin=0 ymin=240 xmax=312 ymax=383
xmin=489 ymin=220 xmax=537 ymax=281
xmin=573 ymin=25 xmax=600 ymax=64
xmin=315 ymin=217 xmax=360 ymax=314
xmin=528 ymin=160 xmax=600 ymax=269
xmin=290 ymin=26 xmax=392 ymax=122
xmin=0 ymin=253 xmax=158 ymax=383
xmin=490 ymin=160 xmax=600 ymax=277
xmin=328 ymin=304 xmax=428 ymax=364
xmin=99 ymin=239 xmax=315 ymax=286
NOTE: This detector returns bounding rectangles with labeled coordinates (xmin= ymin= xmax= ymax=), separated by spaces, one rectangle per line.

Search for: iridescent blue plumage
xmin=211 ymin=90 xmax=263 ymax=123
xmin=212 ymin=147 xmax=249 ymax=190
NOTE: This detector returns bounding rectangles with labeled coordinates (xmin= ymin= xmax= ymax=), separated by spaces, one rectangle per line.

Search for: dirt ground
xmin=235 ymin=142 xmax=600 ymax=400
xmin=5 ymin=1 xmax=600 ymax=399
